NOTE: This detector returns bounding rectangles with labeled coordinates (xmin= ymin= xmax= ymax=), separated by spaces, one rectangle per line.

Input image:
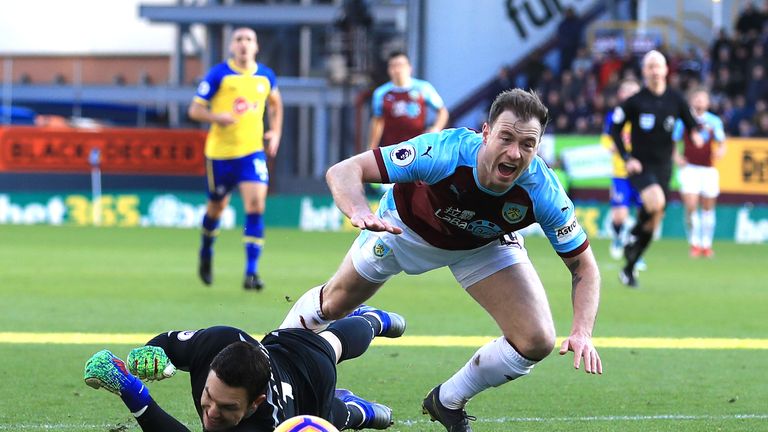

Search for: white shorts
xmin=350 ymin=209 xmax=531 ymax=289
xmin=678 ymin=164 xmax=720 ymax=198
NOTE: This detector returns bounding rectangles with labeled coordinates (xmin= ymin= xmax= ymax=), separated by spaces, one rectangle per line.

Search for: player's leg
xmin=622 ymin=172 xmax=666 ymax=286
xmin=699 ymin=167 xmax=720 ymax=257
xmin=238 ymin=151 xmax=270 ymax=290
xmin=424 ymin=240 xmax=545 ymax=431
xmin=609 ymin=178 xmax=630 ymax=260
xmin=280 ymin=215 xmax=414 ymax=331
xmin=199 ymin=158 xmax=233 ymax=286
xmin=279 ymin=250 xmax=386 ymax=331
xmin=679 ymin=164 xmax=703 ymax=257
xmin=333 ymin=390 xmax=393 ymax=430
xmin=682 ymin=192 xmax=701 ymax=256
xmin=240 ymin=181 xmax=268 ymax=290
xmin=320 ymin=307 xmax=406 ymax=364
xmin=84 ymin=350 xmax=190 ymax=432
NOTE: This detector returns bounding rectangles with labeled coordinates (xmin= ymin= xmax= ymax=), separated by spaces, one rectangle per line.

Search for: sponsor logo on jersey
xmin=233 ymin=97 xmax=250 ymax=114
xmin=502 ymin=202 xmax=527 ymax=224
xmin=639 ymin=113 xmax=655 ymax=130
xmin=468 ymin=220 xmax=504 ymax=238
xmin=177 ymin=330 xmax=197 ymax=341
xmin=390 ymin=143 xmax=416 ymax=167
xmin=372 ymin=238 xmax=391 ymax=258
xmin=435 ymin=207 xmax=475 ymax=230
xmin=555 ymin=216 xmax=581 ymax=244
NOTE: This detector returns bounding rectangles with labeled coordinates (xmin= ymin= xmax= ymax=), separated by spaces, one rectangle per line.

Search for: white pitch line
xmin=1 ymin=414 xmax=766 ymax=430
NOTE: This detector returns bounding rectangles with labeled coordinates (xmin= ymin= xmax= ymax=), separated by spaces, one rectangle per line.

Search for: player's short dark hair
xmin=387 ymin=51 xmax=409 ymax=62
xmin=488 ymin=88 xmax=549 ymax=136
xmin=210 ymin=341 xmax=270 ymax=403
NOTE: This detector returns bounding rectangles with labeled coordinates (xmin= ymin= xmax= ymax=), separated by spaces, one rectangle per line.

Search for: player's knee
xmin=207 ymin=201 xmax=226 ymax=217
xmin=511 ymin=330 xmax=556 ymax=361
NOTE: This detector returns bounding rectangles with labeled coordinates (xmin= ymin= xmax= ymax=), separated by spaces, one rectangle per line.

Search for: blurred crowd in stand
xmin=490 ymin=2 xmax=768 ymax=137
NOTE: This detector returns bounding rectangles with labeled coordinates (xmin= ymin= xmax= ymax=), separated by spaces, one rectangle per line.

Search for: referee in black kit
xmin=609 ymin=50 xmax=702 ymax=288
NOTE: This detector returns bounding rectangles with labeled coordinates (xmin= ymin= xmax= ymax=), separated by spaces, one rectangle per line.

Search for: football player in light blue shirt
xmin=281 ymin=89 xmax=602 ymax=431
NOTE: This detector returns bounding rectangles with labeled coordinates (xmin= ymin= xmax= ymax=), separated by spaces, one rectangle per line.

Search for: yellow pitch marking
xmin=0 ymin=333 xmax=767 ymax=349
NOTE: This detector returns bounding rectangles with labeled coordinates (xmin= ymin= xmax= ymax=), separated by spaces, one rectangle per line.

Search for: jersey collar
xmin=227 ymin=58 xmax=258 ymax=75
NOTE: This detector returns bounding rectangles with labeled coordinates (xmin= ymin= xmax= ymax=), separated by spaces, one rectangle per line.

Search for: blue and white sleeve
xmin=373 ymin=131 xmax=458 ymax=184
xmin=534 ymin=169 xmax=589 ymax=257
xmin=672 ymin=119 xmax=685 ymax=141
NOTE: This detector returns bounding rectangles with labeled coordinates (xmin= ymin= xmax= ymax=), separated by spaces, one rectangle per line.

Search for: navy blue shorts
xmin=610 ymin=177 xmax=642 ymax=208
xmin=205 ymin=151 xmax=268 ymax=201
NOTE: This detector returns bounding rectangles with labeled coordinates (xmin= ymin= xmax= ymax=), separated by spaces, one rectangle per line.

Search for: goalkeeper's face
xmin=201 ymin=370 xmax=265 ymax=431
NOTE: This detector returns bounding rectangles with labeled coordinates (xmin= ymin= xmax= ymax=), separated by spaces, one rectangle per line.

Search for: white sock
xmin=439 ymin=337 xmax=537 ymax=409
xmin=689 ymin=210 xmax=701 ymax=247
xmin=278 ymin=285 xmax=332 ymax=332
xmin=701 ymin=210 xmax=716 ymax=249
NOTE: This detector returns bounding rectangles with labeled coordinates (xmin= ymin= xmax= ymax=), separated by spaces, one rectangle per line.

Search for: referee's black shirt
xmin=610 ymin=87 xmax=699 ymax=166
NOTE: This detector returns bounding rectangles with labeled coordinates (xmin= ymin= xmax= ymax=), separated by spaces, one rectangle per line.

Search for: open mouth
xmin=498 ymin=162 xmax=518 ymax=177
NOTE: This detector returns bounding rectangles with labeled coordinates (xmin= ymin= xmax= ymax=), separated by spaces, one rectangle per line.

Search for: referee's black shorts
xmin=628 ymin=163 xmax=672 ymax=199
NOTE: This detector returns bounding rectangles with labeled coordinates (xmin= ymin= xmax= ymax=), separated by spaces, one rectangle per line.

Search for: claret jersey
xmin=371 ymin=79 xmax=444 ymax=147
xmin=372 ymin=128 xmax=588 ymax=256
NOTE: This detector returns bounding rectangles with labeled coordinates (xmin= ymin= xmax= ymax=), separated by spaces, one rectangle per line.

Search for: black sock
xmin=626 ymin=229 xmax=653 ymax=270
xmin=326 ymin=316 xmax=377 ymax=363
xmin=329 ymin=397 xmax=358 ymax=430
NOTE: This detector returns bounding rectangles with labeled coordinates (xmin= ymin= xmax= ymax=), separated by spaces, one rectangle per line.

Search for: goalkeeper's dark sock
xmin=244 ymin=213 xmax=264 ymax=275
xmin=119 ymin=373 xmax=153 ymax=415
xmin=200 ymin=214 xmax=220 ymax=259
xmin=329 ymin=397 xmax=355 ymax=430
xmin=326 ymin=316 xmax=377 ymax=363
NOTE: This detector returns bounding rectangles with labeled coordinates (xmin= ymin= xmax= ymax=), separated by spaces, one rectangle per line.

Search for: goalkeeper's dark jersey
xmin=146 ymin=326 xmax=338 ymax=431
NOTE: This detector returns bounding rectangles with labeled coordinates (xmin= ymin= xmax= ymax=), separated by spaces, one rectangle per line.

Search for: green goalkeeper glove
xmin=127 ymin=346 xmax=176 ymax=381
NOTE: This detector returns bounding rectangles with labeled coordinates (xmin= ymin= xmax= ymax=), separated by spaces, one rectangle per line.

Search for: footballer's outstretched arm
xmin=558 ymin=245 xmax=603 ymax=374
xmin=326 ymin=151 xmax=402 ymax=234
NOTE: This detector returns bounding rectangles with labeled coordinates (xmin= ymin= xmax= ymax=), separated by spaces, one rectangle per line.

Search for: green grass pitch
xmin=0 ymin=224 xmax=766 ymax=431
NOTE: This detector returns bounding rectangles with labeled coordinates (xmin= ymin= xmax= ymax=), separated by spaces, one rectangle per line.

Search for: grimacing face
xmin=200 ymin=370 xmax=260 ymax=431
xmin=230 ymin=28 xmax=258 ymax=65
xmin=479 ymin=110 xmax=542 ymax=193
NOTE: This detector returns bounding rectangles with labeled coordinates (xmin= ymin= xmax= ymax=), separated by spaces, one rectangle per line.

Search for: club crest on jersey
xmin=639 ymin=113 xmax=655 ymax=130
xmin=196 ymin=81 xmax=211 ymax=96
xmin=502 ymin=203 xmax=527 ymax=224
xmin=372 ymin=238 xmax=391 ymax=258
xmin=390 ymin=143 xmax=416 ymax=167
xmin=177 ymin=330 xmax=197 ymax=341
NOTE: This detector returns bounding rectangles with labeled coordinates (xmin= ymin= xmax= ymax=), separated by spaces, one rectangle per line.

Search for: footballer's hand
xmin=691 ymin=130 xmax=704 ymax=148
xmin=213 ymin=112 xmax=236 ymax=126
xmin=349 ymin=212 xmax=403 ymax=234
xmin=625 ymin=157 xmax=642 ymax=175
xmin=128 ymin=346 xmax=176 ymax=381
xmin=265 ymin=130 xmax=282 ymax=157
xmin=559 ymin=333 xmax=602 ymax=375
